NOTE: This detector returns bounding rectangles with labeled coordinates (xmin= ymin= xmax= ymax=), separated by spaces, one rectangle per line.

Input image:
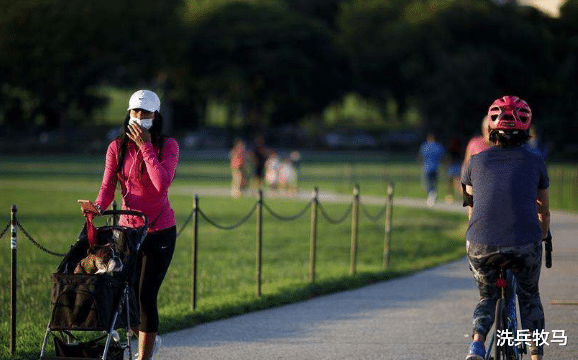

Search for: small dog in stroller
xmin=73 ymin=228 xmax=126 ymax=275
xmin=74 ymin=243 xmax=123 ymax=275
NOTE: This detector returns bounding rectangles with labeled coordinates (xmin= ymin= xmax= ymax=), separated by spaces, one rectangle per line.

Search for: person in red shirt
xmin=81 ymin=90 xmax=179 ymax=360
xmin=229 ymin=138 xmax=247 ymax=198
xmin=462 ymin=115 xmax=492 ymax=172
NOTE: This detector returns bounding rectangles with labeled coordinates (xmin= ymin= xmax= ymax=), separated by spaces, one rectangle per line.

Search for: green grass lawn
xmin=0 ymin=153 xmax=575 ymax=359
xmin=2 ymin=153 xmax=576 ymax=211
xmin=173 ymin=152 xmax=578 ymax=212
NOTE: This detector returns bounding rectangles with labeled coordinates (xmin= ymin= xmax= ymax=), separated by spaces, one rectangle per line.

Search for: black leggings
xmin=134 ymin=226 xmax=176 ymax=333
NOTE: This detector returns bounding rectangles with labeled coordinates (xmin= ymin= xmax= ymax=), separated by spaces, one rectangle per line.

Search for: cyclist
xmin=462 ymin=96 xmax=550 ymax=360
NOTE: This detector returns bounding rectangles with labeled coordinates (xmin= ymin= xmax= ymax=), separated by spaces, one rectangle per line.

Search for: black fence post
xmin=309 ymin=187 xmax=318 ymax=284
xmin=350 ymin=185 xmax=359 ymax=276
xmin=191 ymin=194 xmax=199 ymax=312
xmin=384 ymin=183 xmax=394 ymax=269
xmin=10 ymin=204 xmax=17 ymax=357
xmin=256 ymin=189 xmax=263 ymax=298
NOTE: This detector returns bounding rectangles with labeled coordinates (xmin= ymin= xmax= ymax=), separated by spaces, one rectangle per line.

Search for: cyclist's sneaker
xmin=465 ymin=340 xmax=485 ymax=360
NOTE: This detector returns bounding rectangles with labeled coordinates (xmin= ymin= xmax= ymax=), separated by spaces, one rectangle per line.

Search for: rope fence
xmin=263 ymin=200 xmax=313 ymax=221
xmin=1 ymin=183 xmax=394 ymax=355
xmin=360 ymin=202 xmax=388 ymax=222
xmin=198 ymin=201 xmax=259 ymax=230
xmin=318 ymin=201 xmax=353 ymax=224
xmin=184 ymin=184 xmax=394 ymax=310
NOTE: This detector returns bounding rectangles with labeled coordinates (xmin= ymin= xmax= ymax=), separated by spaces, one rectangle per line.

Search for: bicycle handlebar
xmin=543 ymin=230 xmax=552 ymax=268
xmin=100 ymin=209 xmax=149 ymax=230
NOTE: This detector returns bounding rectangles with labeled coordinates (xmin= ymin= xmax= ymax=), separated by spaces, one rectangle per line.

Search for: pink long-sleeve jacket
xmin=95 ymin=137 xmax=180 ymax=232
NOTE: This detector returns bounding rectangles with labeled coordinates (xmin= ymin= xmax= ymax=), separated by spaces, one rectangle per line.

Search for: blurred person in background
xmin=80 ymin=90 xmax=179 ymax=360
xmin=445 ymin=136 xmax=463 ymax=203
xmin=523 ymin=125 xmax=548 ymax=162
xmin=265 ymin=150 xmax=280 ymax=190
xmin=250 ymin=134 xmax=269 ymax=191
xmin=462 ymin=115 xmax=492 ymax=171
xmin=419 ymin=132 xmax=445 ymax=207
xmin=278 ymin=154 xmax=298 ymax=196
xmin=290 ymin=150 xmax=301 ymax=182
xmin=229 ymin=138 xmax=247 ymax=198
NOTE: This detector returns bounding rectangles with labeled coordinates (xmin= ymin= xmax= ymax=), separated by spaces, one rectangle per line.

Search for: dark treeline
xmin=1 ymin=0 xmax=577 ymax=156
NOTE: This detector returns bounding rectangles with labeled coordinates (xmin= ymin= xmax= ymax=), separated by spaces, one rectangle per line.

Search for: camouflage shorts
xmin=467 ymin=241 xmax=544 ymax=354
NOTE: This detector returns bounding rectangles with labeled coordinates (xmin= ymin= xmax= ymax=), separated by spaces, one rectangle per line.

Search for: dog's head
xmin=91 ymin=244 xmax=123 ymax=274
xmin=75 ymin=243 xmax=123 ymax=274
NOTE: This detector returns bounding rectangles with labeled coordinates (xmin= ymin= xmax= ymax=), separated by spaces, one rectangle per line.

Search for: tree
xmin=183 ymin=2 xmax=351 ymax=131
xmin=0 ymin=0 xmax=182 ymax=131
xmin=336 ymin=0 xmax=432 ymax=119
xmin=545 ymin=0 xmax=578 ymax=148
xmin=560 ymin=0 xmax=578 ymax=20
xmin=286 ymin=0 xmax=344 ymax=30
xmin=336 ymin=0 xmax=568 ymax=137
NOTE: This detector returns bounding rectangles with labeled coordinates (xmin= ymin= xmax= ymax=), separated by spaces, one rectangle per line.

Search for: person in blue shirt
xmin=462 ymin=96 xmax=550 ymax=360
xmin=419 ymin=132 xmax=445 ymax=206
xmin=523 ymin=125 xmax=548 ymax=161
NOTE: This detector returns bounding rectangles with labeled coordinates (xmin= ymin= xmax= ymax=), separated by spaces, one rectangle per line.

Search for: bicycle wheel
xmin=505 ymin=272 xmax=523 ymax=360
xmin=492 ymin=298 xmax=506 ymax=360
xmin=486 ymin=330 xmax=497 ymax=360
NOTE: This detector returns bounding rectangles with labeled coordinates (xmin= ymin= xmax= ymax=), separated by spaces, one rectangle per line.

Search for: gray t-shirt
xmin=461 ymin=146 xmax=549 ymax=246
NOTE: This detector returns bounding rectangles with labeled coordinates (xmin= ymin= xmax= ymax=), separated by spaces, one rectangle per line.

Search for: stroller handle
xmin=101 ymin=210 xmax=149 ymax=230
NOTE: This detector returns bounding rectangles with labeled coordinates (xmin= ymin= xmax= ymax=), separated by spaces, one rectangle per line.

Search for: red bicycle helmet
xmin=487 ymin=96 xmax=532 ymax=131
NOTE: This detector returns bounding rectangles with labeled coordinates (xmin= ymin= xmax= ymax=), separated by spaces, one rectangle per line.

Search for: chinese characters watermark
xmin=497 ymin=329 xmax=568 ymax=347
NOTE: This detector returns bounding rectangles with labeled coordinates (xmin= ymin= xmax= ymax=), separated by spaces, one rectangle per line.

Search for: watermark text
xmin=497 ymin=329 xmax=568 ymax=347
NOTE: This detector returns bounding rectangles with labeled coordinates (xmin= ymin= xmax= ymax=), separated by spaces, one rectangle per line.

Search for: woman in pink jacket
xmin=81 ymin=90 xmax=179 ymax=360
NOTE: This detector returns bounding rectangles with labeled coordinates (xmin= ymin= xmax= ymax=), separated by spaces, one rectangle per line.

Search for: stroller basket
xmin=49 ymin=273 xmax=137 ymax=331
xmin=41 ymin=210 xmax=147 ymax=360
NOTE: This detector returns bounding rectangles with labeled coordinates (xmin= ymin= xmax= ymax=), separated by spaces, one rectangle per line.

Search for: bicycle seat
xmin=480 ymin=253 xmax=525 ymax=272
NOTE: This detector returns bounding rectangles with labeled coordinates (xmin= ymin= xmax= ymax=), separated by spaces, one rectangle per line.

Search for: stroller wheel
xmin=110 ymin=330 xmax=120 ymax=343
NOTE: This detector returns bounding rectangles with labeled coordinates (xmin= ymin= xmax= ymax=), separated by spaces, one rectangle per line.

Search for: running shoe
xmin=134 ymin=335 xmax=162 ymax=360
xmin=151 ymin=335 xmax=162 ymax=360
xmin=465 ymin=340 xmax=485 ymax=360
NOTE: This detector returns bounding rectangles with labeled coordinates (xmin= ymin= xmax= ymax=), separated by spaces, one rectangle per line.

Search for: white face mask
xmin=129 ymin=116 xmax=153 ymax=130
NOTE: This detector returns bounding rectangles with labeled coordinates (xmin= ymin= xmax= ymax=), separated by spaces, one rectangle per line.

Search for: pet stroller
xmin=40 ymin=210 xmax=148 ymax=360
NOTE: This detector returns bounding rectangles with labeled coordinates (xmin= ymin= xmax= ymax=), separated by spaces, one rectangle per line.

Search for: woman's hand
xmin=78 ymin=200 xmax=101 ymax=216
xmin=127 ymin=123 xmax=151 ymax=147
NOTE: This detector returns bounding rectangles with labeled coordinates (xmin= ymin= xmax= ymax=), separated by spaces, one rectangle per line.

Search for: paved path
xmin=158 ymin=187 xmax=577 ymax=359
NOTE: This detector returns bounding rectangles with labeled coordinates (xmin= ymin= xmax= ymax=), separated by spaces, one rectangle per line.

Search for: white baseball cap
xmin=127 ymin=90 xmax=161 ymax=113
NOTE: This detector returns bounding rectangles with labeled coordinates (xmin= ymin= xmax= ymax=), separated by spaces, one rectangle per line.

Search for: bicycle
xmin=483 ymin=232 xmax=552 ymax=360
